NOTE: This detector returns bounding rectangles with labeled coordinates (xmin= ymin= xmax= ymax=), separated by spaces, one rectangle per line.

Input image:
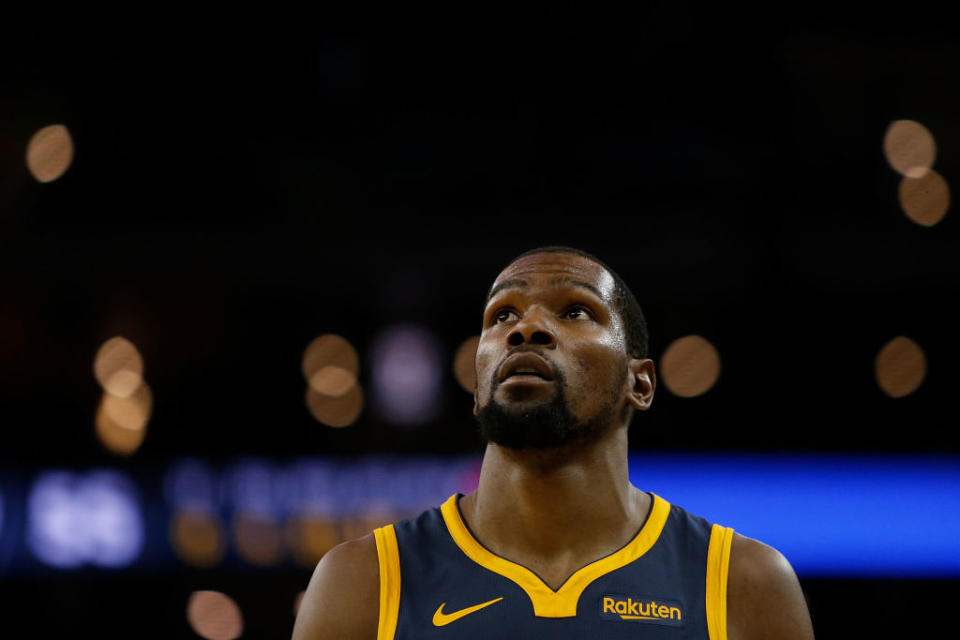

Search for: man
xmin=292 ymin=247 xmax=815 ymax=639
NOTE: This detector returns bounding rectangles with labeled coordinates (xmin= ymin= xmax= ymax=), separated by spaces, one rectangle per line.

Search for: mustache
xmin=491 ymin=348 xmax=560 ymax=387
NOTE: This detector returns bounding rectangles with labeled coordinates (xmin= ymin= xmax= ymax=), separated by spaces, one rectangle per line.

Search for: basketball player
xmin=292 ymin=247 xmax=815 ymax=639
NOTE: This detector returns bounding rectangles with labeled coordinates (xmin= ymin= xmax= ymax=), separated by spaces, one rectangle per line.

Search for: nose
xmin=507 ymin=308 xmax=558 ymax=348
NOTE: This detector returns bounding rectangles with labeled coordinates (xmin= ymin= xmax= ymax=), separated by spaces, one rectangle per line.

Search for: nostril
xmin=531 ymin=331 xmax=552 ymax=345
xmin=508 ymin=332 xmax=525 ymax=346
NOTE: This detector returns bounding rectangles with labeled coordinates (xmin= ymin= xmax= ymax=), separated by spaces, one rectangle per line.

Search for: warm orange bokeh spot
xmin=660 ymin=335 xmax=721 ymax=398
xmin=875 ymin=336 xmax=927 ymax=398
xmin=26 ymin=124 xmax=74 ymax=183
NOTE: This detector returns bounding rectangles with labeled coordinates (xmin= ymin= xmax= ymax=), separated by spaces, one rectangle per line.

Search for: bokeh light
xmin=232 ymin=511 xmax=284 ymax=566
xmin=26 ymin=124 xmax=74 ymax=183
xmin=170 ymin=510 xmax=225 ymax=568
xmin=660 ymin=335 xmax=721 ymax=398
xmin=95 ymin=397 xmax=149 ymax=456
xmin=875 ymin=336 xmax=927 ymax=398
xmin=27 ymin=471 xmax=144 ymax=568
xmin=883 ymin=120 xmax=936 ymax=178
xmin=94 ymin=337 xmax=144 ymax=398
xmin=305 ymin=385 xmax=364 ymax=427
xmin=370 ymin=324 xmax=443 ymax=425
xmin=308 ymin=366 xmax=356 ymax=397
xmin=100 ymin=382 xmax=153 ymax=431
xmin=898 ymin=169 xmax=950 ymax=227
xmin=186 ymin=591 xmax=243 ymax=640
xmin=453 ymin=335 xmax=480 ymax=393
xmin=302 ymin=335 xmax=359 ymax=387
xmin=284 ymin=515 xmax=340 ymax=567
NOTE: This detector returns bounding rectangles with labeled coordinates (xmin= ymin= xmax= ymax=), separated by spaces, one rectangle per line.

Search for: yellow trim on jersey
xmin=440 ymin=493 xmax=671 ymax=618
xmin=374 ymin=524 xmax=401 ymax=640
xmin=705 ymin=524 xmax=734 ymax=640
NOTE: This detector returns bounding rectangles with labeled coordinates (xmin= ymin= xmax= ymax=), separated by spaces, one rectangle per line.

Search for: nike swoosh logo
xmin=432 ymin=597 xmax=504 ymax=626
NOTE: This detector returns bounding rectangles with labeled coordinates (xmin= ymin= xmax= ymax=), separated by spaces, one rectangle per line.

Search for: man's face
xmin=474 ymin=252 xmax=632 ymax=449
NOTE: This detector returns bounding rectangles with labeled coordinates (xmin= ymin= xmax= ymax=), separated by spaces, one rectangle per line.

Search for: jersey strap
xmin=374 ymin=524 xmax=401 ymax=640
xmin=705 ymin=523 xmax=735 ymax=640
xmin=440 ymin=493 xmax=672 ymax=618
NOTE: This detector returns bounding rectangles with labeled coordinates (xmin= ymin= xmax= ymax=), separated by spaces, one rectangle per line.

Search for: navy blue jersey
xmin=372 ymin=493 xmax=734 ymax=640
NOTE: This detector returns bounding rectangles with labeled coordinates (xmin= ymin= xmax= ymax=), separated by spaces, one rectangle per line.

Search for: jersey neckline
xmin=439 ymin=492 xmax=672 ymax=618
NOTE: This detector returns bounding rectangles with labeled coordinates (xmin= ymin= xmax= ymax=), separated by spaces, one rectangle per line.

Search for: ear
xmin=626 ymin=358 xmax=656 ymax=411
xmin=473 ymin=387 xmax=479 ymax=416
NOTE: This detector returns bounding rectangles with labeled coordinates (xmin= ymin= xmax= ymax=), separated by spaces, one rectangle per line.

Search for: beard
xmin=476 ymin=368 xmax=617 ymax=450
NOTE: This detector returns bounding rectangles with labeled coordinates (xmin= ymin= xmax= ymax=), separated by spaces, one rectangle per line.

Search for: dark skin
xmin=292 ymin=252 xmax=815 ymax=640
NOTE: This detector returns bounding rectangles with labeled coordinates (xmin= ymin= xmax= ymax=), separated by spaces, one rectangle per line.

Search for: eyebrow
xmin=485 ymin=277 xmax=605 ymax=304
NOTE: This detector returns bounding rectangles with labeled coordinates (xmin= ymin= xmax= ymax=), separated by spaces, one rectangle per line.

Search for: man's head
xmin=473 ymin=247 xmax=655 ymax=450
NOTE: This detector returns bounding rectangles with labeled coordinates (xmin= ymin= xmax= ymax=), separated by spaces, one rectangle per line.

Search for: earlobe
xmin=627 ymin=358 xmax=656 ymax=411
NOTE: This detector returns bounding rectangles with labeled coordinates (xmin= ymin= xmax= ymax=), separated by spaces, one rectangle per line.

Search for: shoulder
xmin=726 ymin=532 xmax=815 ymax=640
xmin=291 ymin=533 xmax=380 ymax=640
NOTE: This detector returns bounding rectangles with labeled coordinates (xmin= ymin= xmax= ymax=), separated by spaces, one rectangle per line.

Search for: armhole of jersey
xmin=373 ymin=525 xmax=401 ymax=640
xmin=705 ymin=524 xmax=734 ymax=640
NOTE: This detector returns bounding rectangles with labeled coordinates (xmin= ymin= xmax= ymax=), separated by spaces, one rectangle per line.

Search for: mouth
xmin=497 ymin=352 xmax=555 ymax=384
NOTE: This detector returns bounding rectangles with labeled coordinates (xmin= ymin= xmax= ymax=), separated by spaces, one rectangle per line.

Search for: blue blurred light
xmin=370 ymin=324 xmax=444 ymax=426
xmin=628 ymin=453 xmax=960 ymax=577
xmin=27 ymin=470 xmax=144 ymax=569
xmin=163 ymin=458 xmax=219 ymax=512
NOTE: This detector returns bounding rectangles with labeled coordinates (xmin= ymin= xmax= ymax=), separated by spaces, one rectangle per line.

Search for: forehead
xmin=490 ymin=252 xmax=617 ymax=302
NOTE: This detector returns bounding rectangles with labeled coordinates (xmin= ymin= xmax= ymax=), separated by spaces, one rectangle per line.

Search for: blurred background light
xmin=898 ymin=169 xmax=950 ymax=227
xmin=164 ymin=459 xmax=219 ymax=511
xmin=305 ymin=384 xmax=364 ymax=427
xmin=453 ymin=335 xmax=480 ymax=393
xmin=883 ymin=119 xmax=936 ymax=178
xmin=27 ymin=470 xmax=144 ymax=568
xmin=284 ymin=515 xmax=339 ymax=567
xmin=170 ymin=510 xmax=225 ymax=568
xmin=186 ymin=591 xmax=243 ymax=640
xmin=94 ymin=337 xmax=144 ymax=398
xmin=630 ymin=454 xmax=960 ymax=576
xmin=95 ymin=383 xmax=152 ymax=456
xmin=308 ymin=366 xmax=356 ymax=397
xmin=302 ymin=335 xmax=359 ymax=389
xmin=25 ymin=124 xmax=74 ymax=183
xmin=660 ymin=334 xmax=721 ymax=397
xmin=232 ymin=511 xmax=284 ymax=566
xmin=370 ymin=324 xmax=443 ymax=426
xmin=875 ymin=336 xmax=927 ymax=398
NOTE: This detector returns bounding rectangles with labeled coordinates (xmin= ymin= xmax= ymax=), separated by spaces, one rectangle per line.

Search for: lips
xmin=497 ymin=352 xmax=555 ymax=383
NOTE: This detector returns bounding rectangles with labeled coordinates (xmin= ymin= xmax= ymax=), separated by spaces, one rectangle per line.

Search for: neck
xmin=459 ymin=424 xmax=649 ymax=589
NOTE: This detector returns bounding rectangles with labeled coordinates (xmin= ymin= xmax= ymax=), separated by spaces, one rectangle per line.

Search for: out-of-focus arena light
xmin=660 ymin=335 xmax=721 ymax=398
xmin=94 ymin=337 xmax=144 ymax=398
xmin=453 ymin=336 xmax=480 ymax=393
xmin=302 ymin=334 xmax=359 ymax=390
xmin=370 ymin=324 xmax=444 ymax=426
xmin=883 ymin=120 xmax=936 ymax=178
xmin=341 ymin=507 xmax=398 ymax=541
xmin=875 ymin=336 xmax=927 ymax=398
xmin=95 ymin=383 xmax=152 ymax=455
xmin=285 ymin=515 xmax=340 ymax=567
xmin=164 ymin=459 xmax=219 ymax=511
xmin=171 ymin=511 xmax=225 ymax=568
xmin=305 ymin=385 xmax=364 ymax=427
xmin=898 ymin=169 xmax=950 ymax=227
xmin=186 ymin=591 xmax=244 ymax=640
xmin=27 ymin=471 xmax=144 ymax=568
xmin=233 ymin=512 xmax=284 ymax=566
xmin=26 ymin=124 xmax=74 ymax=183
xmin=309 ymin=366 xmax=356 ymax=397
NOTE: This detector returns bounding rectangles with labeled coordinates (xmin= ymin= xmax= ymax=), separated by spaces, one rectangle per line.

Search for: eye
xmin=494 ymin=308 xmax=518 ymax=324
xmin=562 ymin=305 xmax=592 ymax=321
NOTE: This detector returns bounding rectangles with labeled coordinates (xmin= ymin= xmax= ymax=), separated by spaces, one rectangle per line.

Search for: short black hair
xmin=501 ymin=246 xmax=649 ymax=359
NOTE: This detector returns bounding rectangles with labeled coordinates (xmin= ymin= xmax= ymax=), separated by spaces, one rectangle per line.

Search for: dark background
xmin=2 ymin=6 xmax=958 ymax=637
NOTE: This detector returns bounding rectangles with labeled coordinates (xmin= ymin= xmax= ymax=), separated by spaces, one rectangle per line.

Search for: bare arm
xmin=291 ymin=534 xmax=380 ymax=640
xmin=727 ymin=533 xmax=815 ymax=640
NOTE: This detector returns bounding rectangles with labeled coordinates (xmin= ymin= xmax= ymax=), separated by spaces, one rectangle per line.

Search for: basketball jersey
xmin=372 ymin=493 xmax=734 ymax=640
